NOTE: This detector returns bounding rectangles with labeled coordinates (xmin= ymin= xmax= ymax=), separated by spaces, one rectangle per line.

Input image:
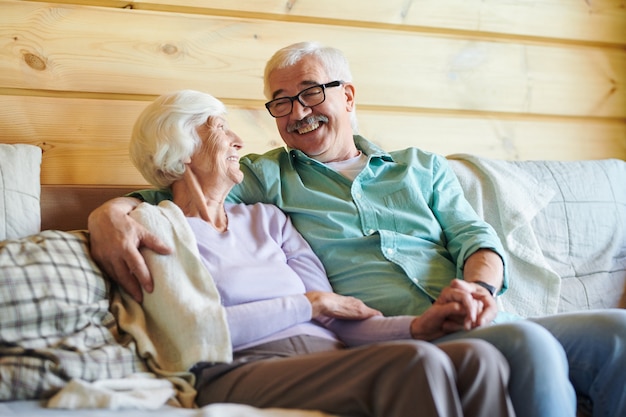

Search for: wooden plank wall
xmin=1 ymin=0 xmax=625 ymax=188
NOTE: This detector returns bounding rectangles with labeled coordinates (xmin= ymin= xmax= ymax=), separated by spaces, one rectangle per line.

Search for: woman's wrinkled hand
xmin=409 ymin=301 xmax=469 ymax=341
xmin=305 ymin=291 xmax=382 ymax=321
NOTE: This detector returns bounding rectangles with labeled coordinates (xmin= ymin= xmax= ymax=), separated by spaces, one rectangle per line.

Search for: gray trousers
xmin=193 ymin=335 xmax=515 ymax=417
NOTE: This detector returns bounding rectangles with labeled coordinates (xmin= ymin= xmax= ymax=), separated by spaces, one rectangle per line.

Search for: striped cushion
xmin=0 ymin=230 xmax=146 ymax=400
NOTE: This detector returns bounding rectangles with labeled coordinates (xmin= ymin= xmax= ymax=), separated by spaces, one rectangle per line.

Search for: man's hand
xmin=409 ymin=301 xmax=469 ymax=341
xmin=461 ymin=248 xmax=503 ymax=326
xmin=466 ymin=281 xmax=498 ymax=326
xmin=439 ymin=279 xmax=497 ymax=329
xmin=88 ymin=197 xmax=171 ymax=302
xmin=410 ymin=277 xmax=497 ymax=341
xmin=305 ymin=291 xmax=382 ymax=321
xmin=435 ymin=279 xmax=481 ymax=330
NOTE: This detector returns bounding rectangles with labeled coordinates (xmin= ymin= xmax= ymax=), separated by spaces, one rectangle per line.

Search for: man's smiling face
xmin=267 ymin=56 xmax=357 ymax=163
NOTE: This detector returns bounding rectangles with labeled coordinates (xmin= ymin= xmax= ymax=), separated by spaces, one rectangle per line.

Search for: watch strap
xmin=474 ymin=280 xmax=497 ymax=297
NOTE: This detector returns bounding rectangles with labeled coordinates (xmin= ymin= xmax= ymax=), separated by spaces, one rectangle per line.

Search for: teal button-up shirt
xmin=135 ymin=135 xmax=507 ymax=316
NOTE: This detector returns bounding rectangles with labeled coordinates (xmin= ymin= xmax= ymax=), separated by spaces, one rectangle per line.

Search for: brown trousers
xmin=193 ymin=336 xmax=515 ymax=417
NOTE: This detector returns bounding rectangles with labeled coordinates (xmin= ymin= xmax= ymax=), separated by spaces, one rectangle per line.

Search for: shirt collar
xmin=353 ymin=135 xmax=394 ymax=162
xmin=288 ymin=135 xmax=395 ymax=163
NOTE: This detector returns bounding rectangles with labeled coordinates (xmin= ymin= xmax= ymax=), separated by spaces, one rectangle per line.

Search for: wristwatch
xmin=474 ymin=280 xmax=497 ymax=297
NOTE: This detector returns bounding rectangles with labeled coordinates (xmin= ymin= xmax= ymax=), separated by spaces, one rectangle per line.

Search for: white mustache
xmin=287 ymin=115 xmax=329 ymax=133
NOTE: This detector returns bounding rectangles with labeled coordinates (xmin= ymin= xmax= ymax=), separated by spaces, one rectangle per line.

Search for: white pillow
xmin=0 ymin=144 xmax=42 ymax=240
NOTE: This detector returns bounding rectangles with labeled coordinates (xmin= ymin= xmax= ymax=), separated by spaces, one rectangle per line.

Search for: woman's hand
xmin=305 ymin=291 xmax=382 ymax=320
xmin=409 ymin=301 xmax=469 ymax=341
xmin=410 ymin=278 xmax=496 ymax=341
xmin=438 ymin=279 xmax=497 ymax=329
xmin=88 ymin=197 xmax=171 ymax=302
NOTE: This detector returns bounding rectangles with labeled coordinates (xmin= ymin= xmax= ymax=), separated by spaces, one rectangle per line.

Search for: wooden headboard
xmin=40 ymin=185 xmax=140 ymax=231
xmin=2 ymin=1 xmax=625 ymax=230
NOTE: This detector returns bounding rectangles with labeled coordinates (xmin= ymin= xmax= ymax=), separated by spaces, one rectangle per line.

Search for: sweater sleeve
xmin=225 ymin=294 xmax=312 ymax=348
xmin=316 ymin=315 xmax=413 ymax=347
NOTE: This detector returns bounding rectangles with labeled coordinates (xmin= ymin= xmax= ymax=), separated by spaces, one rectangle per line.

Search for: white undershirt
xmin=325 ymin=151 xmax=367 ymax=181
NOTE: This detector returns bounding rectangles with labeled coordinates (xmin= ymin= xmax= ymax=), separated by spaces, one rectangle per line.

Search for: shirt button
xmin=386 ymin=248 xmax=394 ymax=255
xmin=368 ymin=229 xmax=375 ymax=235
xmin=355 ymin=193 xmax=362 ymax=199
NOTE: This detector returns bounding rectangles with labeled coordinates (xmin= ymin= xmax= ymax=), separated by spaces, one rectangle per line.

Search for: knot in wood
xmin=22 ymin=51 xmax=46 ymax=71
xmin=161 ymin=44 xmax=179 ymax=55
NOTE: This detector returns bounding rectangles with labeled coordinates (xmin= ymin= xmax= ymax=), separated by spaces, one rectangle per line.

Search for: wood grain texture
xmin=2 ymin=95 xmax=624 ymax=187
xmin=0 ymin=0 xmax=624 ymax=203
xmin=47 ymin=0 xmax=626 ymax=45
xmin=2 ymin=2 xmax=625 ymax=118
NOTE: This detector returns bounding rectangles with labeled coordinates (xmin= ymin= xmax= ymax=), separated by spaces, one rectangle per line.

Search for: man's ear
xmin=343 ymin=82 xmax=356 ymax=111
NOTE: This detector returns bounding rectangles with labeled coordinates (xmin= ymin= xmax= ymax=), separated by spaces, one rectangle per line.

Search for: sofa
xmin=1 ymin=143 xmax=625 ymax=416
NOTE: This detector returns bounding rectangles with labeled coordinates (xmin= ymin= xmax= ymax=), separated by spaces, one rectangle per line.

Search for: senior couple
xmin=90 ymin=41 xmax=626 ymax=417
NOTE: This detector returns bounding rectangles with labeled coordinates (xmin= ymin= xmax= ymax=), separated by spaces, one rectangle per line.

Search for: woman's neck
xmin=171 ymin=170 xmax=229 ymax=232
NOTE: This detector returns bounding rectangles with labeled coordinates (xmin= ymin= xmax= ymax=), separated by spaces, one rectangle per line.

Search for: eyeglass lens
xmin=265 ymin=81 xmax=342 ymax=118
xmin=268 ymin=85 xmax=325 ymax=117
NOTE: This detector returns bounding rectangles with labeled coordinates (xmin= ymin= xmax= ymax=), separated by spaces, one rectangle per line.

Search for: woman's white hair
xmin=129 ymin=89 xmax=226 ymax=189
xmin=263 ymin=41 xmax=358 ymax=132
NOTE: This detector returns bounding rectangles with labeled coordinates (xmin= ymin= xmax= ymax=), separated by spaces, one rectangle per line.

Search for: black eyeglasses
xmin=264 ymin=81 xmax=343 ymax=118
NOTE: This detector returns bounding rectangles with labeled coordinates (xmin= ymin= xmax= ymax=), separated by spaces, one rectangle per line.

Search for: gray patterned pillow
xmin=0 ymin=230 xmax=147 ymax=400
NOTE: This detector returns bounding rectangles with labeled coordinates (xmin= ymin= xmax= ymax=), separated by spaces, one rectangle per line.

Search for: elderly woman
xmin=125 ymin=89 xmax=514 ymax=417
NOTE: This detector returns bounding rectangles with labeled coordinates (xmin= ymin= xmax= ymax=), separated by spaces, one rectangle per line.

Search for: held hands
xmin=410 ymin=278 xmax=497 ymax=341
xmin=305 ymin=291 xmax=382 ymax=321
xmin=416 ymin=248 xmax=502 ymax=336
xmin=437 ymin=279 xmax=498 ymax=329
xmin=87 ymin=197 xmax=171 ymax=302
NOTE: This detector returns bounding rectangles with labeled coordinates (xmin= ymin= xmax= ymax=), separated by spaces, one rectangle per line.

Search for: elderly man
xmin=89 ymin=41 xmax=626 ymax=417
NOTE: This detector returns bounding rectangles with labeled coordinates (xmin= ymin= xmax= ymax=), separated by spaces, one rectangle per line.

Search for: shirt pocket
xmin=382 ymin=188 xmax=440 ymax=237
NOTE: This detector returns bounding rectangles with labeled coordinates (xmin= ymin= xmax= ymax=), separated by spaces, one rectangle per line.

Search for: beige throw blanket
xmin=111 ymin=200 xmax=232 ymax=407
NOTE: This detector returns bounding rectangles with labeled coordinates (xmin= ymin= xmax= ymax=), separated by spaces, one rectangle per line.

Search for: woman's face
xmin=191 ymin=116 xmax=244 ymax=190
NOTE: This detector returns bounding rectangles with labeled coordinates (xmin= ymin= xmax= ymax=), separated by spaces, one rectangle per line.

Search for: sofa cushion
xmin=0 ymin=230 xmax=146 ymax=400
xmin=0 ymin=144 xmax=41 ymax=240
xmin=516 ymin=159 xmax=626 ymax=312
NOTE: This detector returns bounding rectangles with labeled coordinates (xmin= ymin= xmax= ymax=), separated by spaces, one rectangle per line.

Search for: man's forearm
xmin=463 ymin=249 xmax=504 ymax=293
xmin=89 ymin=196 xmax=142 ymax=224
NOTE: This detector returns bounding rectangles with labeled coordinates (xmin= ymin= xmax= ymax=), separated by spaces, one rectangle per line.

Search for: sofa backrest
xmin=450 ymin=156 xmax=626 ymax=316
